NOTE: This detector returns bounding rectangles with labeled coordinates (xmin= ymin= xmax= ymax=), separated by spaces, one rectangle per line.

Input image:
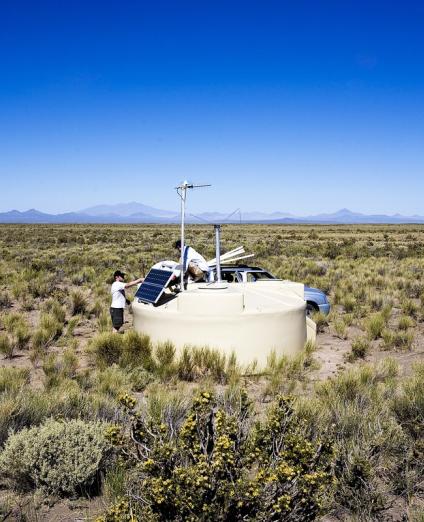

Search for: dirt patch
xmin=0 ymin=491 xmax=105 ymax=522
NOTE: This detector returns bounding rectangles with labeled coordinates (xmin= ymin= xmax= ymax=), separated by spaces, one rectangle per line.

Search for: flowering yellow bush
xmin=101 ymin=391 xmax=335 ymax=521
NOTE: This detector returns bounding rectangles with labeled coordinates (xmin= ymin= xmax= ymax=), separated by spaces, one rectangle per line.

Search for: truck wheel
xmin=306 ymin=302 xmax=318 ymax=317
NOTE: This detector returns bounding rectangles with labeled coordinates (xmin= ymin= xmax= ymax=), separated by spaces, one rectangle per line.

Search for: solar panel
xmin=135 ymin=268 xmax=175 ymax=304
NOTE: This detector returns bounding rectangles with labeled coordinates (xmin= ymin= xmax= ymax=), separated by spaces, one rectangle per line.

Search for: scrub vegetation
xmin=0 ymin=223 xmax=423 ymax=521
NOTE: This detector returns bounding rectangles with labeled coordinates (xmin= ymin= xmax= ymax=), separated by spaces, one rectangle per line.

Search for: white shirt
xmin=111 ymin=281 xmax=126 ymax=308
xmin=183 ymin=246 xmax=209 ymax=273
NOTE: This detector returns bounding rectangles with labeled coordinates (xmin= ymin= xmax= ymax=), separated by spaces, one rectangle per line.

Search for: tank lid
xmin=197 ymin=282 xmax=228 ymax=290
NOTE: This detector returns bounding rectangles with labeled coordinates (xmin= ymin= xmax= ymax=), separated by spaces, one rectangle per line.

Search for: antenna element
xmin=175 ymin=181 xmax=211 ymax=290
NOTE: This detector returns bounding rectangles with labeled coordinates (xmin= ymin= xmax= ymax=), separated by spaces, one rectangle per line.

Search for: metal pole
xmin=214 ymin=224 xmax=222 ymax=283
xmin=180 ymin=182 xmax=187 ymax=291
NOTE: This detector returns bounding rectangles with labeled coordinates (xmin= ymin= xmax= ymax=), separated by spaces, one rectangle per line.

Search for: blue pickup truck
xmin=209 ymin=265 xmax=330 ymax=317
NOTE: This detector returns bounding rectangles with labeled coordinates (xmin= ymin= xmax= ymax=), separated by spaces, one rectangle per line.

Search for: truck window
xmin=222 ymin=272 xmax=237 ymax=283
xmin=247 ymin=272 xmax=274 ymax=282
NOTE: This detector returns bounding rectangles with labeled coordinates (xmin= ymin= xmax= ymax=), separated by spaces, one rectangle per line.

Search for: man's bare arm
xmin=125 ymin=277 xmax=144 ymax=288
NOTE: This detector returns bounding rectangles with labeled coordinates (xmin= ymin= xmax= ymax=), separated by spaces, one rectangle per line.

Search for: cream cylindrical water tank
xmin=132 ymin=281 xmax=315 ymax=367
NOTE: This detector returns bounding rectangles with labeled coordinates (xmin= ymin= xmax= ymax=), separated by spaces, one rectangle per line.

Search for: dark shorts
xmin=110 ymin=307 xmax=124 ymax=330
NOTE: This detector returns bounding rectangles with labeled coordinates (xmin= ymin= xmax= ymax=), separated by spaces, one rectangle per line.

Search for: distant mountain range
xmin=1 ymin=204 xmax=424 ymax=224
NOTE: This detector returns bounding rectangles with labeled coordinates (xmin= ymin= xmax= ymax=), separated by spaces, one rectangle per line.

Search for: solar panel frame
xmin=135 ymin=268 xmax=175 ymax=304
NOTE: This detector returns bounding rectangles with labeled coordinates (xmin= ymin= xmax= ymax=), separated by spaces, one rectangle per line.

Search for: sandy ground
xmin=311 ymin=320 xmax=424 ymax=382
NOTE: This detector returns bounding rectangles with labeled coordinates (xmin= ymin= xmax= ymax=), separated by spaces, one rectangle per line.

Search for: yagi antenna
xmin=189 ymin=213 xmax=210 ymax=224
xmin=189 ymin=208 xmax=241 ymax=225
xmin=222 ymin=208 xmax=241 ymax=224
xmin=175 ymin=180 xmax=211 ymax=291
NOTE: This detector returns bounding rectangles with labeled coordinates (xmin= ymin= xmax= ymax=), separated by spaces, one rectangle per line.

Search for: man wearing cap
xmin=110 ymin=270 xmax=144 ymax=332
xmin=174 ymin=240 xmax=209 ymax=283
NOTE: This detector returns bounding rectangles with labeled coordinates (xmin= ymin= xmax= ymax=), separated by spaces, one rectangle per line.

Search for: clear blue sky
xmin=1 ymin=1 xmax=424 ymax=215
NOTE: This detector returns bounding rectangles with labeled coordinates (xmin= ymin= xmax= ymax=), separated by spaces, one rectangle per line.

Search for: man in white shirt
xmin=174 ymin=240 xmax=210 ymax=283
xmin=110 ymin=270 xmax=144 ymax=332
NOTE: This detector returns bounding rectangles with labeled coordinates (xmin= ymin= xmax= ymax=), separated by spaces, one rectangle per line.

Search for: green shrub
xmin=342 ymin=313 xmax=354 ymax=327
xmin=177 ymin=346 xmax=195 ymax=381
xmin=0 ymin=291 xmax=11 ymax=309
xmin=0 ymin=367 xmax=30 ymax=393
xmin=393 ymin=363 xmax=424 ymax=439
xmin=42 ymin=348 xmax=78 ymax=388
xmin=62 ymin=346 xmax=78 ymax=377
xmin=97 ymin=310 xmax=111 ymax=332
xmin=192 ymin=346 xmax=227 ymax=382
xmin=10 ymin=281 xmax=25 ymax=300
xmin=1 ymin=313 xmax=31 ymax=353
xmin=398 ymin=315 xmax=415 ymax=330
xmin=93 ymin=366 xmax=132 ymax=398
xmin=121 ymin=330 xmax=154 ymax=370
xmin=145 ymin=385 xmax=192 ymax=430
xmin=31 ymin=313 xmax=63 ymax=358
xmin=333 ymin=319 xmax=348 ymax=339
xmin=71 ymin=267 xmax=96 ymax=286
xmin=382 ymin=329 xmax=414 ymax=351
xmin=28 ymin=273 xmax=55 ymax=298
xmin=155 ymin=341 xmax=176 ymax=380
xmin=367 ymin=291 xmax=383 ymax=311
xmin=402 ymin=299 xmax=419 ymax=318
xmin=91 ymin=299 xmax=105 ymax=318
xmin=31 ymin=329 xmax=50 ymax=359
xmin=40 ymin=312 xmax=63 ymax=338
xmin=88 ymin=332 xmax=124 ymax=369
xmin=364 ymin=313 xmax=386 ymax=340
xmin=1 ymin=312 xmax=27 ymax=333
xmin=312 ymin=311 xmax=328 ymax=333
xmin=381 ymin=303 xmax=393 ymax=322
xmin=14 ymin=324 xmax=31 ymax=350
xmin=0 ymin=418 xmax=111 ymax=496
xmin=349 ymin=336 xmax=370 ymax=360
xmin=176 ymin=346 xmax=241 ymax=384
xmin=313 ymin=361 xmax=403 ymax=516
xmin=65 ymin=314 xmax=81 ymax=337
xmin=42 ymin=298 xmax=66 ymax=323
xmin=42 ymin=353 xmax=63 ymax=388
xmin=407 ymin=282 xmax=423 ymax=299
xmin=102 ymin=462 xmax=127 ymax=507
xmin=128 ymin=367 xmax=153 ymax=392
xmin=263 ymin=343 xmax=318 ymax=398
xmin=342 ymin=295 xmax=357 ymax=313
xmin=70 ymin=290 xmax=88 ymax=316
xmin=0 ymin=382 xmax=118 ymax=446
xmin=0 ymin=333 xmax=14 ymax=358
xmin=21 ymin=294 xmax=35 ymax=311
xmin=88 ymin=331 xmax=155 ymax=372
xmin=390 ymin=364 xmax=424 ymax=498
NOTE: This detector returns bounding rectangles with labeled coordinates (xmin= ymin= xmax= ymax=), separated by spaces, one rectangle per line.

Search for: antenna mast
xmin=175 ymin=181 xmax=211 ymax=291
